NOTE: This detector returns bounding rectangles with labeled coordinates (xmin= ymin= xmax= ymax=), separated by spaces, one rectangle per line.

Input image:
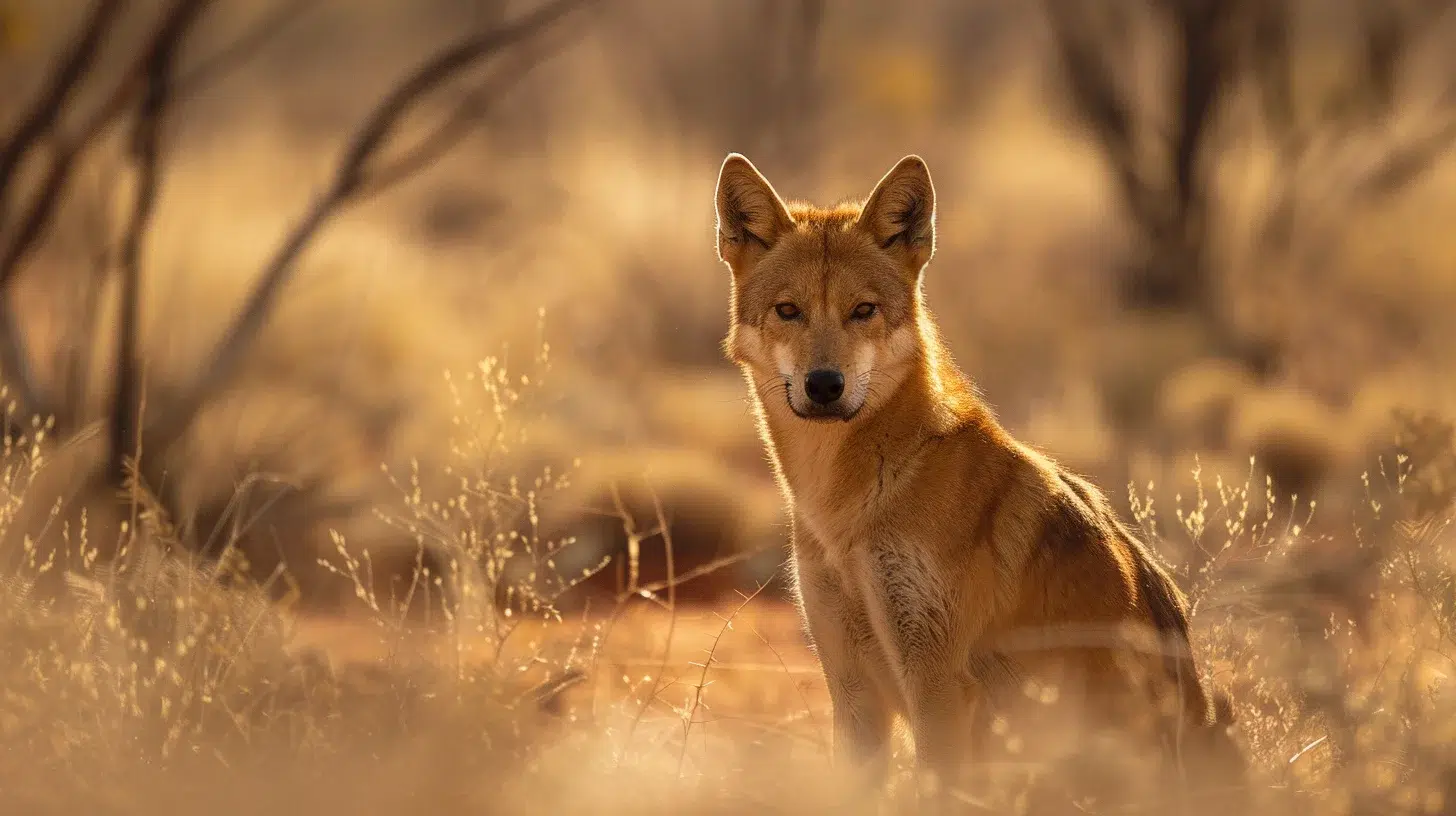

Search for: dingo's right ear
xmin=715 ymin=153 xmax=794 ymax=272
xmin=858 ymin=155 xmax=936 ymax=276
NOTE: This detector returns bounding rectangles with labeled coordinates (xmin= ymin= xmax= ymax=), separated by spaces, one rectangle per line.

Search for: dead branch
xmin=614 ymin=483 xmax=680 ymax=762
xmin=109 ymin=0 xmax=214 ymax=486
xmin=0 ymin=1 xmax=314 ymax=430
xmin=633 ymin=546 xmax=771 ymax=600
xmin=146 ymin=0 xmax=598 ymax=457
xmin=0 ymin=0 xmax=127 ymax=430
xmin=0 ymin=0 xmax=123 ymax=226
xmin=358 ymin=12 xmax=588 ymax=198
xmin=178 ymin=1 xmax=316 ymax=95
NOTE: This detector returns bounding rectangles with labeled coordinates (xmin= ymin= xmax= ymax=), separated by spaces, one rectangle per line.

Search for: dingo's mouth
xmin=794 ymin=410 xmax=857 ymax=424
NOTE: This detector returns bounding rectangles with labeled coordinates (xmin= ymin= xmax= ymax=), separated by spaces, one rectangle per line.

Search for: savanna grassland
xmin=3 ymin=0 xmax=1456 ymax=813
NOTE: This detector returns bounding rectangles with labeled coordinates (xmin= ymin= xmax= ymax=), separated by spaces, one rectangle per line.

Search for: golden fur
xmin=713 ymin=153 xmax=1245 ymax=807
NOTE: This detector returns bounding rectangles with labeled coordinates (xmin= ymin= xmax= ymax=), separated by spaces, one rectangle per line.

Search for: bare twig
xmin=608 ymin=483 xmax=645 ymax=598
xmin=677 ymin=581 xmax=772 ymax=779
xmin=518 ymin=666 xmax=588 ymax=714
xmin=614 ymin=482 xmax=679 ymax=761
xmin=633 ymin=546 xmax=769 ymax=599
xmin=746 ymin=608 xmax=819 ymax=740
xmin=652 ymin=486 xmax=677 ymax=621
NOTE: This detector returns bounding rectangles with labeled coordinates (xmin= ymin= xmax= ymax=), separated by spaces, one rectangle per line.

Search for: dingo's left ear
xmin=715 ymin=153 xmax=794 ymax=273
xmin=858 ymin=155 xmax=936 ymax=274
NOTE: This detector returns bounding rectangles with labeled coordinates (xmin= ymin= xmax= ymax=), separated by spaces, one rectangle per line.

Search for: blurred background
xmin=3 ymin=0 xmax=1456 ymax=615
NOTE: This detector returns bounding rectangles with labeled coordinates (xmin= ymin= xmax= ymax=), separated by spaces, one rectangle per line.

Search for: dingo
xmin=713 ymin=153 xmax=1244 ymax=808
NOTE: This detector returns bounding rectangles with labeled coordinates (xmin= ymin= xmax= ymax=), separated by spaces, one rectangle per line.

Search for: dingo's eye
xmin=851 ymin=302 xmax=877 ymax=320
xmin=775 ymin=303 xmax=802 ymax=320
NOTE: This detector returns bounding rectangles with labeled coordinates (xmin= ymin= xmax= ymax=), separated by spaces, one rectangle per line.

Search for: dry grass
xmin=3 ymin=422 xmax=1456 ymax=814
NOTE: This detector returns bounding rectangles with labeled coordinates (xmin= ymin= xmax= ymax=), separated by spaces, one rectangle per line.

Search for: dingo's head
xmin=714 ymin=154 xmax=936 ymax=423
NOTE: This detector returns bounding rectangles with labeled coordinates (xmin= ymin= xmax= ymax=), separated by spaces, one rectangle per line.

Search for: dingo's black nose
xmin=804 ymin=369 xmax=845 ymax=405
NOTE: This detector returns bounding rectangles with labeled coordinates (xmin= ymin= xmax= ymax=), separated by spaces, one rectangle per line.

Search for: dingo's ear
xmin=715 ymin=153 xmax=794 ymax=272
xmin=858 ymin=155 xmax=936 ymax=274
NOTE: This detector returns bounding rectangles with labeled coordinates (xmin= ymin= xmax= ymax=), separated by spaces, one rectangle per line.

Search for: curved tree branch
xmin=147 ymin=0 xmax=598 ymax=456
xmin=0 ymin=0 xmax=124 ymax=228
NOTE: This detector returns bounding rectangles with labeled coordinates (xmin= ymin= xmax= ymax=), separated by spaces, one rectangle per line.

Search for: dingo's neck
xmin=751 ymin=354 xmax=966 ymax=532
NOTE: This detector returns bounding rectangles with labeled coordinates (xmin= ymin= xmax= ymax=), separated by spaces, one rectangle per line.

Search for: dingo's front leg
xmin=794 ymin=547 xmax=897 ymax=790
xmin=859 ymin=539 xmax=981 ymax=809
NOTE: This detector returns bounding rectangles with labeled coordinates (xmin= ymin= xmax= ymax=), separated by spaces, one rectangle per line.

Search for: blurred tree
xmin=0 ymin=0 xmax=595 ymax=614
xmin=1044 ymin=0 xmax=1251 ymax=351
xmin=1043 ymin=0 xmax=1456 ymax=448
xmin=1045 ymin=0 xmax=1454 ymax=350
